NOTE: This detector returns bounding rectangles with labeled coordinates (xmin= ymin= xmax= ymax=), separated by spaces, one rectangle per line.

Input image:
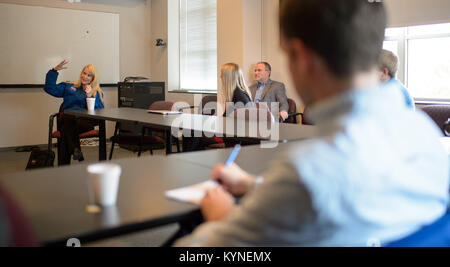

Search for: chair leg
xmin=57 ymin=138 xmax=63 ymax=166
xmin=109 ymin=141 xmax=115 ymax=160
xmin=137 ymin=127 xmax=145 ymax=157
xmin=175 ymin=136 xmax=180 ymax=153
xmin=109 ymin=123 xmax=119 ymax=160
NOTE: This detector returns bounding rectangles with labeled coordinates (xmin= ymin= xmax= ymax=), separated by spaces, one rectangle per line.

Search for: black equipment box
xmin=118 ymin=81 xmax=165 ymax=109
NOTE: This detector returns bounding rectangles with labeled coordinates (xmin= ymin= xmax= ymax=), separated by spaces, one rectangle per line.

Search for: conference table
xmin=169 ymin=141 xmax=299 ymax=174
xmin=64 ymin=108 xmax=318 ymax=160
xmin=2 ymin=137 xmax=448 ymax=246
xmin=0 ymin=140 xmax=305 ymax=246
xmin=0 ymin=156 xmax=212 ymax=246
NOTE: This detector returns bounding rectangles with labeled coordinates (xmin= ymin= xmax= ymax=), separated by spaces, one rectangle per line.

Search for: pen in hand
xmin=215 ymin=144 xmax=241 ymax=186
xmin=225 ymin=145 xmax=241 ymax=167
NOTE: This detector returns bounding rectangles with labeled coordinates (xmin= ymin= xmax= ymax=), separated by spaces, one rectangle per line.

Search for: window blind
xmin=180 ymin=0 xmax=217 ymax=91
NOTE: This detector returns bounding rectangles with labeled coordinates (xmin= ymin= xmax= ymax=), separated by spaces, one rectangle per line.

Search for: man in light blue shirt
xmin=175 ymin=0 xmax=449 ymax=247
xmin=253 ymin=78 xmax=269 ymax=103
xmin=379 ymin=49 xmax=415 ymax=110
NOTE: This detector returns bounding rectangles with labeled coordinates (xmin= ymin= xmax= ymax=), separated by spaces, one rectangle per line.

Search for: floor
xmin=0 ymin=140 xmax=180 ymax=247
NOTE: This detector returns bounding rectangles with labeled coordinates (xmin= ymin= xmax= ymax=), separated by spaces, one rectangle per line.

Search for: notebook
xmin=147 ymin=110 xmax=182 ymax=115
xmin=165 ymin=181 xmax=219 ymax=205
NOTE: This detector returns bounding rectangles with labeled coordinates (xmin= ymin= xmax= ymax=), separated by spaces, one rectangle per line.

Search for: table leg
xmin=99 ymin=120 xmax=106 ymax=161
xmin=165 ymin=130 xmax=173 ymax=155
xmin=161 ymin=210 xmax=203 ymax=247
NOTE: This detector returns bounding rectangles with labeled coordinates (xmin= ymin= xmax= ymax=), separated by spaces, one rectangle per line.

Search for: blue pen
xmin=225 ymin=145 xmax=241 ymax=167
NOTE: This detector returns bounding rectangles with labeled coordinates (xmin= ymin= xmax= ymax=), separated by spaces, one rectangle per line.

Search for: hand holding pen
xmin=210 ymin=145 xmax=256 ymax=197
xmin=202 ymin=145 xmax=242 ymax=221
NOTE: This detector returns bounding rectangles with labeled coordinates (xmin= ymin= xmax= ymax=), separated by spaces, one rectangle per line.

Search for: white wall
xmin=216 ymin=0 xmax=302 ymax=112
xmin=385 ymin=0 xmax=450 ymax=27
xmin=0 ymin=0 xmax=152 ymax=148
xmin=261 ymin=0 xmax=301 ymax=109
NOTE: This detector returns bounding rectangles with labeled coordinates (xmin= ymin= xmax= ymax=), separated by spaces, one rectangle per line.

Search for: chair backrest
xmin=421 ymin=105 xmax=450 ymax=135
xmin=444 ymin=119 xmax=450 ymax=137
xmin=200 ymin=95 xmax=217 ymax=116
xmin=231 ymin=106 xmax=275 ymax=123
xmin=56 ymin=104 xmax=64 ymax=131
xmin=149 ymin=101 xmax=175 ymax=111
xmin=286 ymin=98 xmax=297 ymax=124
xmin=0 ymin=186 xmax=38 ymax=246
xmin=301 ymin=106 xmax=314 ymax=125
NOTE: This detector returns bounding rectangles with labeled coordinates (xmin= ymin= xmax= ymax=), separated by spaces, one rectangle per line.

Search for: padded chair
xmin=178 ymin=95 xmax=225 ymax=151
xmin=444 ymin=119 xmax=450 ymax=137
xmin=299 ymin=105 xmax=314 ymax=125
xmin=178 ymin=95 xmax=218 ymax=116
xmin=109 ymin=101 xmax=180 ymax=159
xmin=281 ymin=98 xmax=302 ymax=124
xmin=0 ymin=186 xmax=38 ymax=247
xmin=223 ymin=106 xmax=275 ymax=147
xmin=51 ymin=105 xmax=99 ymax=166
xmin=277 ymin=98 xmax=313 ymax=125
xmin=387 ymin=209 xmax=450 ymax=247
xmin=421 ymin=105 xmax=450 ymax=135
xmin=199 ymin=95 xmax=218 ymax=116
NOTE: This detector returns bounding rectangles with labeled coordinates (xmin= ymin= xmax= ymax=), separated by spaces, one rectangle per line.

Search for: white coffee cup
xmin=86 ymin=97 xmax=96 ymax=111
xmin=87 ymin=163 xmax=121 ymax=206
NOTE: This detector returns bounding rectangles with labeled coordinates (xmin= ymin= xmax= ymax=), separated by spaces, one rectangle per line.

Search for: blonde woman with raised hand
xmin=44 ymin=60 xmax=104 ymax=164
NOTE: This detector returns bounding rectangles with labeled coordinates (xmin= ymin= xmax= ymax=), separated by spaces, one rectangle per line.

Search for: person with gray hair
xmin=249 ymin=62 xmax=289 ymax=121
xmin=379 ymin=49 xmax=415 ymax=110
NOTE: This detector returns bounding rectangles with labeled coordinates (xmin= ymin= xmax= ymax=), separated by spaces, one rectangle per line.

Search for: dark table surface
xmin=0 ymin=155 xmax=211 ymax=246
xmin=65 ymin=108 xmax=318 ymax=142
xmin=169 ymin=140 xmax=306 ymax=175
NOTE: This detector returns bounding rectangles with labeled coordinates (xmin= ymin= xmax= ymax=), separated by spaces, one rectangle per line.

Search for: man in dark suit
xmin=249 ymin=62 xmax=289 ymax=121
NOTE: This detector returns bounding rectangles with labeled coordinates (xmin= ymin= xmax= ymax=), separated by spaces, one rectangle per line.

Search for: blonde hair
xmin=378 ymin=49 xmax=398 ymax=78
xmin=73 ymin=64 xmax=103 ymax=103
xmin=220 ymin=63 xmax=252 ymax=109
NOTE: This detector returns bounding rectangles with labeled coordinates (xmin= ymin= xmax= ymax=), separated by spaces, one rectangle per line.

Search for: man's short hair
xmin=280 ymin=0 xmax=387 ymax=78
xmin=257 ymin=62 xmax=272 ymax=72
xmin=378 ymin=49 xmax=398 ymax=78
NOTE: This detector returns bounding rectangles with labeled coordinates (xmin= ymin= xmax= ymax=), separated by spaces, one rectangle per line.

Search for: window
xmin=383 ymin=22 xmax=450 ymax=101
xmin=179 ymin=0 xmax=217 ymax=92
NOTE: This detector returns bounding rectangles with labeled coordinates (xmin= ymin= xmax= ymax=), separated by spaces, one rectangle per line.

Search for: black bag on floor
xmin=25 ymin=113 xmax=57 ymax=170
xmin=26 ymin=147 xmax=55 ymax=170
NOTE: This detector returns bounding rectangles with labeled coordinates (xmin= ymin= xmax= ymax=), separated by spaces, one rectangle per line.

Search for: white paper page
xmin=165 ymin=181 xmax=219 ymax=205
xmin=147 ymin=110 xmax=182 ymax=115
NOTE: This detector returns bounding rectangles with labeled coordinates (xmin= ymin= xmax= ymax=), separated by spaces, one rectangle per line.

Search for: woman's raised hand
xmin=53 ymin=60 xmax=69 ymax=71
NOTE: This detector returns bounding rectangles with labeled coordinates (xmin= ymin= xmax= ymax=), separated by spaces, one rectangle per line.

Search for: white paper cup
xmin=87 ymin=163 xmax=121 ymax=206
xmin=86 ymin=98 xmax=96 ymax=111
